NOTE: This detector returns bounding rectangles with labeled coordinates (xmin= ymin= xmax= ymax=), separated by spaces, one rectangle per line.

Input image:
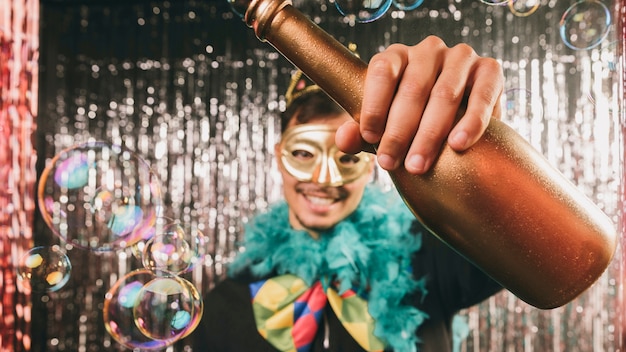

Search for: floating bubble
xmin=142 ymin=221 xmax=193 ymax=273
xmin=559 ymin=0 xmax=611 ymax=50
xmin=479 ymin=0 xmax=509 ymax=5
xmin=508 ymin=0 xmax=539 ymax=17
xmin=335 ymin=0 xmax=393 ymax=23
xmin=53 ymin=153 xmax=90 ymax=189
xmin=392 ymin=0 xmax=424 ymax=11
xmin=129 ymin=216 xmax=161 ymax=260
xmin=17 ymin=246 xmax=72 ymax=292
xmin=175 ymin=276 xmax=203 ymax=339
xmin=118 ymin=280 xmax=144 ymax=309
xmin=186 ymin=227 xmax=210 ymax=272
xmin=133 ymin=275 xmax=199 ymax=341
xmin=38 ymin=141 xmax=162 ymax=251
xmin=103 ymin=269 xmax=199 ymax=350
xmin=227 ymin=0 xmax=246 ymax=18
xmin=140 ymin=219 xmax=210 ymax=274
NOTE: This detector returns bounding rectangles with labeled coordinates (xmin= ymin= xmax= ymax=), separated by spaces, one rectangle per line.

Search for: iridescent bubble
xmin=91 ymin=188 xmax=145 ymax=237
xmin=133 ymin=275 xmax=198 ymax=341
xmin=227 ymin=0 xmax=247 ymax=18
xmin=186 ymin=227 xmax=210 ymax=272
xmin=104 ymin=269 xmax=185 ymax=350
xmin=53 ymin=153 xmax=90 ymax=189
xmin=38 ymin=141 xmax=162 ymax=251
xmin=559 ymin=0 xmax=611 ymax=50
xmin=176 ymin=276 xmax=203 ymax=339
xmin=479 ymin=0 xmax=509 ymax=5
xmin=130 ymin=223 xmax=157 ymax=260
xmin=508 ymin=0 xmax=539 ymax=17
xmin=335 ymin=0 xmax=393 ymax=23
xmin=117 ymin=280 xmax=144 ymax=309
xmin=392 ymin=0 xmax=424 ymax=11
xmin=17 ymin=246 xmax=72 ymax=292
xmin=142 ymin=221 xmax=193 ymax=273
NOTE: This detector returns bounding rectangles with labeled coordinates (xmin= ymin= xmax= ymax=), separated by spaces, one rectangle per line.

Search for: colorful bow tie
xmin=250 ymin=274 xmax=385 ymax=352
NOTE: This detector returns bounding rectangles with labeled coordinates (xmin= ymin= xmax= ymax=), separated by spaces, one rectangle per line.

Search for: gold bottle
xmin=231 ymin=0 xmax=618 ymax=309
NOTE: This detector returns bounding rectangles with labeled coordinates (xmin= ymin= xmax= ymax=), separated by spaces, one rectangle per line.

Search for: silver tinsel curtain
xmin=0 ymin=0 xmax=623 ymax=350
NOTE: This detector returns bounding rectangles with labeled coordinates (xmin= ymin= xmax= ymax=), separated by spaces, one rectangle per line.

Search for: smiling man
xmin=276 ymin=97 xmax=374 ymax=235
xmin=193 ymin=39 xmax=504 ymax=352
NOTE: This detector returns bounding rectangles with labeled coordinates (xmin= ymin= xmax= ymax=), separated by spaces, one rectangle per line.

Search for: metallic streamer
xmin=0 ymin=0 xmax=39 ymax=350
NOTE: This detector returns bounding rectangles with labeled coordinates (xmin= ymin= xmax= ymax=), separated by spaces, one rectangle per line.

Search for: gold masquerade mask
xmin=278 ymin=124 xmax=372 ymax=186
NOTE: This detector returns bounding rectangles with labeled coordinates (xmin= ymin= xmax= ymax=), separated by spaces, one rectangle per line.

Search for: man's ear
xmin=274 ymin=143 xmax=283 ymax=170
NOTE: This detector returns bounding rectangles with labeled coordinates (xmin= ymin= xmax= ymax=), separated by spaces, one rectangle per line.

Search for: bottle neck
xmin=244 ymin=0 xmax=367 ymax=119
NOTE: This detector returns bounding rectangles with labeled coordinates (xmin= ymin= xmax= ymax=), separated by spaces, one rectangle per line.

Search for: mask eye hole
xmin=338 ymin=154 xmax=361 ymax=165
xmin=291 ymin=149 xmax=314 ymax=160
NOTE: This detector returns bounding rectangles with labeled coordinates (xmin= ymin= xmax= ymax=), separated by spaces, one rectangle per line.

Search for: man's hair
xmin=280 ymin=90 xmax=345 ymax=132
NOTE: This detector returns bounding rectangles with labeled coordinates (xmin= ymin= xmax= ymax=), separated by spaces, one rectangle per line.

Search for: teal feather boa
xmin=228 ymin=186 xmax=429 ymax=351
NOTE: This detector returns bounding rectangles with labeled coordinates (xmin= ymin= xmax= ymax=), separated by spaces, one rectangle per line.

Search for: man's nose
xmin=312 ymin=157 xmax=344 ymax=186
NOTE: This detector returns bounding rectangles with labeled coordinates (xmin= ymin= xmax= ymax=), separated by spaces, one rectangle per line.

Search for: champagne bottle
xmin=231 ymin=0 xmax=618 ymax=309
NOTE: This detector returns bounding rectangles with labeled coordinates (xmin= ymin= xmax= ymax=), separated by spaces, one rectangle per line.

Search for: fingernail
xmin=377 ymin=154 xmax=397 ymax=170
xmin=362 ymin=130 xmax=379 ymax=144
xmin=407 ymin=154 xmax=426 ymax=174
xmin=449 ymin=131 xmax=468 ymax=149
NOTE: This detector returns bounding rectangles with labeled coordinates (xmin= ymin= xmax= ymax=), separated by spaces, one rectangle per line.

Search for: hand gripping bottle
xmin=230 ymin=0 xmax=618 ymax=309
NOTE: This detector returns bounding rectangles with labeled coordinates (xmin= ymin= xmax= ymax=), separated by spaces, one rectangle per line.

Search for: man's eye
xmin=291 ymin=150 xmax=314 ymax=159
xmin=338 ymin=154 xmax=361 ymax=165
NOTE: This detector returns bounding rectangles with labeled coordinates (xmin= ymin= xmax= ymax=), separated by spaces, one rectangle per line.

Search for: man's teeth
xmin=306 ymin=195 xmax=335 ymax=205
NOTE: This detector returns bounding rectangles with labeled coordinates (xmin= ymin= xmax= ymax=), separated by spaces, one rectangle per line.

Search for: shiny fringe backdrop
xmin=0 ymin=0 xmax=619 ymax=350
xmin=0 ymin=0 xmax=39 ymax=350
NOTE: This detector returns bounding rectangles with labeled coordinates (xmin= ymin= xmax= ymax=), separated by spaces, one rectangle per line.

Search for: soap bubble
xmin=479 ymin=0 xmax=509 ymax=5
xmin=186 ymin=227 xmax=210 ymax=272
xmin=133 ymin=275 xmax=201 ymax=341
xmin=392 ymin=0 xmax=424 ymax=11
xmin=141 ymin=220 xmax=210 ymax=273
xmin=17 ymin=246 xmax=72 ymax=292
xmin=227 ymin=0 xmax=247 ymax=18
xmin=172 ymin=275 xmax=203 ymax=339
xmin=559 ymin=0 xmax=611 ymax=50
xmin=335 ymin=0 xmax=393 ymax=23
xmin=38 ymin=141 xmax=162 ymax=252
xmin=130 ymin=216 xmax=166 ymax=260
xmin=103 ymin=269 xmax=201 ymax=349
xmin=142 ymin=222 xmax=193 ymax=273
xmin=508 ymin=0 xmax=539 ymax=17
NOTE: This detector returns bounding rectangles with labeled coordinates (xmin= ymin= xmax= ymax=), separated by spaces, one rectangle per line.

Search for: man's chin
xmin=295 ymin=215 xmax=338 ymax=233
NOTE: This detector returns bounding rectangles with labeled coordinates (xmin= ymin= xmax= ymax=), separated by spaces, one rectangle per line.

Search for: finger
xmin=360 ymin=44 xmax=407 ymax=146
xmin=448 ymin=57 xmax=504 ymax=151
xmin=375 ymin=38 xmax=444 ymax=171
xmin=402 ymin=41 xmax=473 ymax=173
xmin=335 ymin=120 xmax=376 ymax=154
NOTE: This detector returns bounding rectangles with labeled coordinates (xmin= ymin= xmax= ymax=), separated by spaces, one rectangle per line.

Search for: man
xmin=193 ymin=37 xmax=504 ymax=351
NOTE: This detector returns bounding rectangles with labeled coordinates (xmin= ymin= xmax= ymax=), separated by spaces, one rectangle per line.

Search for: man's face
xmin=275 ymin=113 xmax=374 ymax=234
